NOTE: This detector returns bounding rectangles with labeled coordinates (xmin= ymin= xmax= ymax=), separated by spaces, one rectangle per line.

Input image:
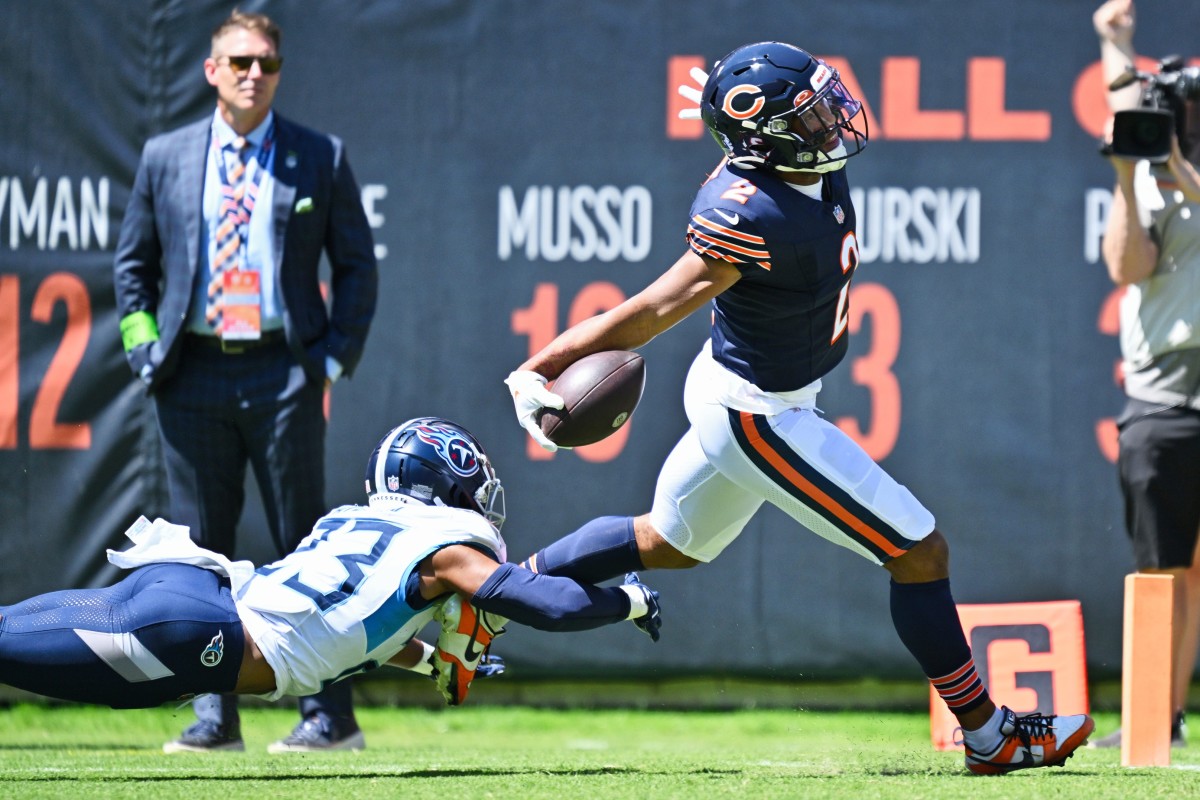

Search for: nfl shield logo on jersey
xmin=387 ymin=475 xmax=400 ymax=491
xmin=833 ymin=205 xmax=845 ymax=225
xmin=200 ymin=630 xmax=224 ymax=667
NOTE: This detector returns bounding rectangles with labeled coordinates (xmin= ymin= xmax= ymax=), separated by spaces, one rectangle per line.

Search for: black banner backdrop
xmin=1 ymin=0 xmax=1192 ymax=679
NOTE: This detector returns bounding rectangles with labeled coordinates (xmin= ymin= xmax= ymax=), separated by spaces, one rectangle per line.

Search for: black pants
xmin=1117 ymin=399 xmax=1200 ymax=570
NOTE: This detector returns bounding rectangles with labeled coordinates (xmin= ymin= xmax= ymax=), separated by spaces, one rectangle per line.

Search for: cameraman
xmin=1093 ymin=0 xmax=1200 ymax=750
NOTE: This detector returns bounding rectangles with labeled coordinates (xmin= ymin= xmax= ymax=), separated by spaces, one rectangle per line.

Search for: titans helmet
xmin=700 ymin=41 xmax=868 ymax=173
xmin=364 ymin=417 xmax=506 ymax=531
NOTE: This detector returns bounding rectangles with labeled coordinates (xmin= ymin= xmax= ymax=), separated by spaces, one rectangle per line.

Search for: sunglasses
xmin=219 ymin=55 xmax=283 ymax=75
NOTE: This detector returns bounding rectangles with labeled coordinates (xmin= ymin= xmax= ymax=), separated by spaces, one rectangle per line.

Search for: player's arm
xmin=419 ymin=544 xmax=656 ymax=632
xmin=519 ymin=250 xmax=740 ymax=381
xmin=505 ymin=250 xmax=739 ymax=450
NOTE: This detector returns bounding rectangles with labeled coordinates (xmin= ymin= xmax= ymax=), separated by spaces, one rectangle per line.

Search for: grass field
xmin=0 ymin=704 xmax=1198 ymax=799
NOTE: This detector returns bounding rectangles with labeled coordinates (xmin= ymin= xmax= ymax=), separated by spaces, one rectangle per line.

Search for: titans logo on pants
xmin=201 ymin=630 xmax=225 ymax=667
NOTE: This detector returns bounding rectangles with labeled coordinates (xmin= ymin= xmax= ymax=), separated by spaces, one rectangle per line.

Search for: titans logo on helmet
xmin=415 ymin=424 xmax=480 ymax=477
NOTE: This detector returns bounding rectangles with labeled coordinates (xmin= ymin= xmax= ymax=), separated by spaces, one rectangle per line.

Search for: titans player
xmin=505 ymin=41 xmax=1093 ymax=774
xmin=0 ymin=418 xmax=660 ymax=724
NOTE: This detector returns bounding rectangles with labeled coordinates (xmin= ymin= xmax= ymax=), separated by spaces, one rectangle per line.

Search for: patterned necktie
xmin=205 ymin=136 xmax=250 ymax=333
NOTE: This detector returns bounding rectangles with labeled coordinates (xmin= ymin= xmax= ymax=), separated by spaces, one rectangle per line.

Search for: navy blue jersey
xmin=686 ymin=162 xmax=859 ymax=392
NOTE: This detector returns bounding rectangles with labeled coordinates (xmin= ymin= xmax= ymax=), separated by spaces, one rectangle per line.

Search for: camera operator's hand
xmin=1094 ymin=1 xmax=1141 ymax=113
xmin=1093 ymin=0 xmax=1135 ymax=45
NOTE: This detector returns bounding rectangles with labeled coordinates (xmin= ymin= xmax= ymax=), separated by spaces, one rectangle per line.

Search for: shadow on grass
xmin=4 ymin=766 xmax=743 ymax=782
xmin=0 ymin=744 xmax=163 ymax=752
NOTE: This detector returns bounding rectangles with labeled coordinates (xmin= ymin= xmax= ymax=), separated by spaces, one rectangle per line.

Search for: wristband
xmin=619 ymin=584 xmax=649 ymax=620
xmin=119 ymin=311 xmax=159 ymax=352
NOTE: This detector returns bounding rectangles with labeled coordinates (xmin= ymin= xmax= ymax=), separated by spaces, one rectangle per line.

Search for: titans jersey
xmin=238 ymin=500 xmax=505 ymax=699
xmin=686 ymin=162 xmax=858 ymax=392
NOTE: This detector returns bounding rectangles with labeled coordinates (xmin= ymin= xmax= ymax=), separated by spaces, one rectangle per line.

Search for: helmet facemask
xmin=764 ymin=78 xmax=867 ymax=173
xmin=468 ymin=460 xmax=506 ymax=532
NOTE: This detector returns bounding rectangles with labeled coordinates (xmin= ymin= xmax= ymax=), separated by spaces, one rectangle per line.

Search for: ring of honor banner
xmin=0 ymin=0 xmax=1193 ymax=679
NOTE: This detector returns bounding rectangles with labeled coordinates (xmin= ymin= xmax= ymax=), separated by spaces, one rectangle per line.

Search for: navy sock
xmin=890 ymin=578 xmax=990 ymax=717
xmin=521 ymin=515 xmax=642 ymax=583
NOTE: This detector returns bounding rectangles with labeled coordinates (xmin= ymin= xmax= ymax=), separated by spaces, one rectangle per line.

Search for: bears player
xmin=0 ymin=418 xmax=661 ymax=726
xmin=505 ymin=41 xmax=1093 ymax=774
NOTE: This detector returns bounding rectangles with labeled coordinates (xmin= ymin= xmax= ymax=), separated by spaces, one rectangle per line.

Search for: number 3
xmin=835 ymin=282 xmax=901 ymax=461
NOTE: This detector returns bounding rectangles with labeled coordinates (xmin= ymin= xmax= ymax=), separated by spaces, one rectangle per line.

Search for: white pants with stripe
xmin=648 ymin=346 xmax=935 ymax=565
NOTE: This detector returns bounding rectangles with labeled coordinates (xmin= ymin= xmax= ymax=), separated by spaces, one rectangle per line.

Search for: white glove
xmin=504 ymin=370 xmax=565 ymax=452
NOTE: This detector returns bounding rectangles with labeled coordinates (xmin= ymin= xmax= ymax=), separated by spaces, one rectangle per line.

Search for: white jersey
xmin=106 ymin=499 xmax=505 ymax=701
xmin=240 ymin=499 xmax=505 ymax=699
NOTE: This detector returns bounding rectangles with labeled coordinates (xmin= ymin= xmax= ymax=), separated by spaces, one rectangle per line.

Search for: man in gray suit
xmin=113 ymin=9 xmax=377 ymax=753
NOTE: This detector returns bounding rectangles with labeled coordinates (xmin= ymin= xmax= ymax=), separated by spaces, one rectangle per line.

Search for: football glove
xmin=623 ymin=572 xmax=662 ymax=643
xmin=504 ymin=370 xmax=564 ymax=452
xmin=432 ymin=594 xmax=509 ymax=706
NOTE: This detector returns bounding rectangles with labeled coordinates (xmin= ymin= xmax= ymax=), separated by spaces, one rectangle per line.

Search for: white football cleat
xmin=963 ymin=706 xmax=1094 ymax=775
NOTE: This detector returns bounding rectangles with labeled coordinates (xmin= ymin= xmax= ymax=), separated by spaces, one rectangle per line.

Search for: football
xmin=537 ymin=351 xmax=646 ymax=447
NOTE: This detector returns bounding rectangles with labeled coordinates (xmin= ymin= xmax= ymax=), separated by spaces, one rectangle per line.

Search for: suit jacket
xmin=113 ymin=113 xmax=377 ymax=390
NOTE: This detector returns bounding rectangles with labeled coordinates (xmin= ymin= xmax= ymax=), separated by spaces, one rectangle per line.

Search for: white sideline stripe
xmin=74 ymin=629 xmax=174 ymax=682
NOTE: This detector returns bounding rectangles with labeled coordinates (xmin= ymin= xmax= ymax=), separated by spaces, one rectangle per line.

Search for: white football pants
xmin=649 ymin=351 xmax=935 ymax=565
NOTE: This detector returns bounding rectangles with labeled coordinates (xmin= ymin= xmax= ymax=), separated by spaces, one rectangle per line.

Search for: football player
xmin=0 ymin=418 xmax=660 ymax=728
xmin=505 ymin=41 xmax=1093 ymax=774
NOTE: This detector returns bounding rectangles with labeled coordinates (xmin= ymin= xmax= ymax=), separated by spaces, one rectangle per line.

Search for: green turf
xmin=0 ymin=705 xmax=1197 ymax=799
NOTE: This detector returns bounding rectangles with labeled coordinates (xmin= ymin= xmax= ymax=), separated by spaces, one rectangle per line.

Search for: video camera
xmin=1108 ymin=56 xmax=1200 ymax=163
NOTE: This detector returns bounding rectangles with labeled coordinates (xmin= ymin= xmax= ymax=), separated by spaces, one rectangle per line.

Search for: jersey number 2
xmin=831 ymin=231 xmax=860 ymax=345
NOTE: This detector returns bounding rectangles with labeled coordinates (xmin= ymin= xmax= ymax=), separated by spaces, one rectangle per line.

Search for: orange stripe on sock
xmin=931 ymin=661 xmax=975 ymax=686
xmin=935 ymin=669 xmax=978 ymax=694
xmin=944 ymin=683 xmax=986 ymax=708
xmin=738 ymin=412 xmax=905 ymax=559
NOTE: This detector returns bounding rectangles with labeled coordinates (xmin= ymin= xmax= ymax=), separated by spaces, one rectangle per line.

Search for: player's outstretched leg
xmin=522 ymin=516 xmax=642 ymax=582
xmin=886 ymin=533 xmax=1094 ymax=773
xmin=963 ymin=707 xmax=1095 ymax=775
